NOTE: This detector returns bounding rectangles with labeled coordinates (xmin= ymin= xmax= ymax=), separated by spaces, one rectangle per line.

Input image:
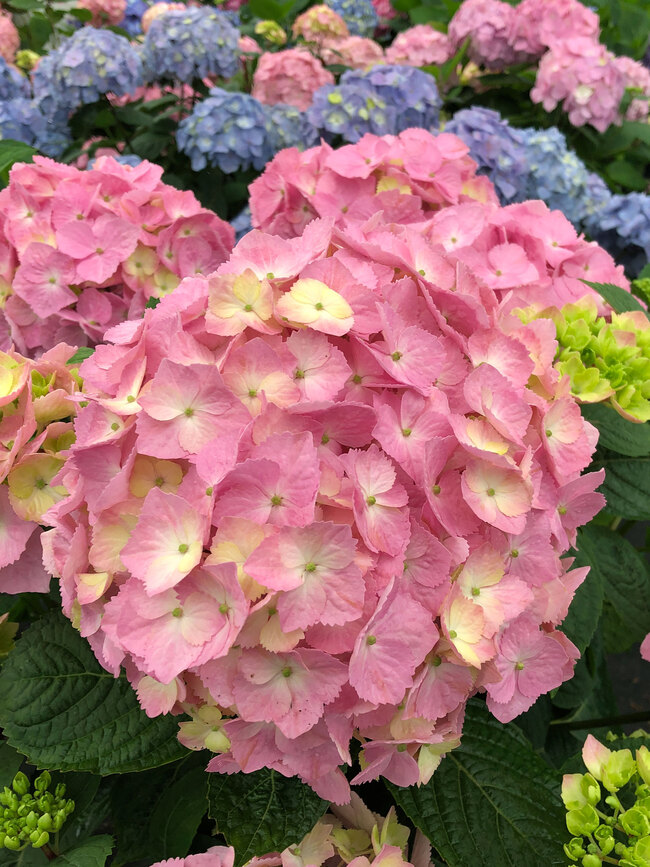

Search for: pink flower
xmin=252 ymin=49 xmax=334 ymax=111
xmin=509 ymin=0 xmax=600 ymax=58
xmin=78 ymin=0 xmax=126 ymax=26
xmin=641 ymin=634 xmax=650 ymax=663
xmin=0 ymin=10 xmax=19 ymax=64
xmin=462 ymin=459 xmax=532 ymax=534
xmin=56 ymin=214 xmax=140 ymax=284
xmin=385 ymin=26 xmax=452 ymax=67
xmin=448 ymin=0 xmax=519 ymax=69
xmin=150 ymin=847 xmax=235 ymax=867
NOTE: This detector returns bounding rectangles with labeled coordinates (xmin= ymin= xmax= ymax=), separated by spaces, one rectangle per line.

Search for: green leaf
xmin=145 ymin=296 xmax=160 ymax=309
xmin=591 ymin=449 xmax=650 ymax=520
xmin=581 ymin=403 xmax=650 ymax=457
xmin=388 ymin=700 xmax=566 ymax=867
xmin=56 ymin=775 xmax=112 ymax=851
xmin=0 ymin=612 xmax=188 ymax=774
xmin=582 ymin=279 xmax=649 ymax=317
xmin=66 ymin=347 xmax=95 ymax=365
xmin=0 ymin=742 xmax=23 ymax=787
xmin=606 ymin=158 xmax=648 ymax=190
xmin=130 ymin=132 xmax=168 ymax=161
xmin=7 ymin=0 xmax=43 ymax=9
xmin=67 ymin=7 xmax=93 ymax=21
xmin=0 ymin=140 xmax=38 ymax=187
xmin=559 ymin=557 xmax=604 ymax=654
xmin=576 ymin=525 xmax=650 ymax=652
xmin=248 ymin=0 xmax=284 ymax=18
xmin=53 ymin=836 xmax=113 ymax=867
xmin=207 ymin=769 xmax=327 ymax=867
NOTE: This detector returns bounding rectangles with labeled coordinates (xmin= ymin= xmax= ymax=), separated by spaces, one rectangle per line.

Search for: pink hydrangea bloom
xmin=44 ymin=130 xmax=625 ymax=802
xmin=447 ymin=0 xmax=519 ymax=69
xmin=615 ymin=55 xmax=650 ymax=121
xmin=531 ymin=37 xmax=626 ymax=132
xmin=78 ymin=0 xmax=126 ymax=26
xmin=508 ymin=0 xmax=599 ymax=59
xmin=151 ymin=848 xmax=235 ymax=867
xmin=642 ymin=634 xmax=650 ymax=663
xmin=0 ymin=9 xmax=18 ymax=64
xmin=371 ymin=0 xmax=396 ymax=20
xmin=385 ymin=26 xmax=453 ymax=67
xmin=141 ymin=1 xmax=185 ymax=32
xmin=320 ymin=36 xmax=385 ymax=69
xmin=292 ymin=5 xmax=349 ymax=44
xmin=252 ymin=49 xmax=335 ymax=111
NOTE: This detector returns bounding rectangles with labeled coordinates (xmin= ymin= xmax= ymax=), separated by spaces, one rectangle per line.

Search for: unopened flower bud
xmin=564 ymin=837 xmax=586 ymax=861
xmin=637 ymin=746 xmax=650 ymax=787
xmin=581 ymin=854 xmax=601 ymax=867
xmin=34 ymin=773 xmax=50 ymax=794
xmin=3 ymin=835 xmax=21 ymax=850
xmin=30 ymin=830 xmax=49 ymax=848
xmin=11 ymin=774 xmax=29 ymax=797
xmin=24 ymin=812 xmax=37 ymax=831
xmin=566 ymin=804 xmax=600 ymax=837
xmin=602 ymin=749 xmax=635 ymax=792
xmin=254 ymin=20 xmax=287 ymax=45
xmin=594 ymin=824 xmax=615 ymax=855
xmin=620 ymin=806 xmax=650 ymax=838
xmin=37 ymin=813 xmax=52 ymax=832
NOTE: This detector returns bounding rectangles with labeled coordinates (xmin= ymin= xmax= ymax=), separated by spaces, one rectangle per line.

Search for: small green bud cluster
xmin=0 ymin=770 xmax=74 ymax=852
xmin=550 ymin=298 xmax=650 ymax=422
xmin=562 ymin=737 xmax=650 ymax=867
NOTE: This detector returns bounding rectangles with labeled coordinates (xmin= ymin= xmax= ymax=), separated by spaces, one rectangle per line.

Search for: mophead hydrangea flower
xmin=32 ymin=27 xmax=143 ymax=123
xmin=319 ymin=35 xmax=384 ymax=69
xmin=177 ymin=88 xmax=273 ymax=173
xmin=508 ymin=0 xmax=600 ymax=59
xmin=264 ymin=103 xmax=321 ymax=154
xmin=0 ymin=155 xmax=233 ymax=356
xmin=0 ymin=56 xmax=30 ymax=102
xmin=0 ymin=98 xmax=70 ymax=159
xmin=78 ymin=0 xmax=126 ymax=27
xmin=384 ymin=25 xmax=453 ymax=68
xmin=588 ymin=193 xmax=650 ymax=278
xmin=447 ymin=0 xmax=519 ymax=69
xmin=44 ymin=129 xmax=626 ymax=804
xmin=292 ymin=4 xmax=349 ymax=45
xmin=0 ymin=9 xmax=19 ymax=65
xmin=324 ymin=0 xmax=378 ymax=37
xmin=615 ymin=55 xmax=650 ymax=121
xmin=252 ymin=49 xmax=335 ymax=112
xmin=141 ymin=6 xmax=240 ymax=84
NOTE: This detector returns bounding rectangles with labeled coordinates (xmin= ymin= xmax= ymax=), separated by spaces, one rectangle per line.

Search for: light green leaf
xmin=66 ymin=347 xmax=94 ymax=365
xmin=0 ymin=141 xmax=38 ymax=186
xmin=581 ymin=403 xmax=650 ymax=457
xmin=207 ymin=769 xmax=327 ymax=867
xmin=0 ymin=612 xmax=188 ymax=774
xmin=54 ymin=836 xmax=113 ymax=867
xmin=388 ymin=700 xmax=566 ymax=867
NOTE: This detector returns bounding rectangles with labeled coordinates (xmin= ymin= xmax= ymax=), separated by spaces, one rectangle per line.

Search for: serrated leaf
xmin=591 ymin=449 xmax=650 ymax=520
xmin=67 ymin=347 xmax=94 ymax=365
xmin=559 ymin=556 xmax=604 ymax=654
xmin=54 ymin=836 xmax=113 ymax=867
xmin=207 ymin=769 xmax=327 ymax=867
xmin=388 ymin=700 xmax=566 ymax=867
xmin=581 ymin=403 xmax=650 ymax=457
xmin=0 ymin=612 xmax=188 ymax=774
xmin=577 ymin=525 xmax=650 ymax=651
xmin=582 ymin=279 xmax=649 ymax=317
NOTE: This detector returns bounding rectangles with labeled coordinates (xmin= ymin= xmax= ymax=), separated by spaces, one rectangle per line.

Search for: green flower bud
xmin=632 ymin=835 xmax=650 ymax=862
xmin=602 ymin=749 xmax=635 ymax=792
xmin=581 ymin=855 xmax=601 ymax=867
xmin=11 ymin=774 xmax=29 ymax=797
xmin=254 ymin=20 xmax=287 ymax=44
xmin=594 ymin=824 xmax=615 ymax=855
xmin=564 ymin=837 xmax=586 ymax=861
xmin=3 ymin=835 xmax=21 ymax=850
xmin=620 ymin=807 xmax=650 ymax=838
xmin=563 ymin=773 xmax=601 ymax=810
xmin=24 ymin=812 xmax=37 ymax=831
xmin=605 ymin=794 xmax=623 ymax=811
xmin=34 ymin=773 xmax=50 ymax=794
xmin=54 ymin=784 xmax=66 ymax=800
xmin=29 ymin=829 xmax=49 ymax=847
xmin=566 ymin=805 xmax=600 ymax=837
xmin=638 ymin=747 xmax=650 ymax=787
xmin=37 ymin=813 xmax=52 ymax=832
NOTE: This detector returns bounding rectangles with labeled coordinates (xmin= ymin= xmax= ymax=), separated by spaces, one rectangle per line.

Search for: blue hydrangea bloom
xmin=32 ymin=27 xmax=143 ymax=122
xmin=0 ymin=97 xmax=69 ymax=157
xmin=581 ymin=171 xmax=613 ymax=233
xmin=588 ymin=193 xmax=650 ymax=277
xmin=307 ymin=65 xmax=440 ymax=143
xmin=122 ymin=0 xmax=148 ymax=36
xmin=325 ymin=0 xmax=378 ymax=37
xmin=142 ymin=7 xmax=239 ymax=84
xmin=0 ymin=57 xmax=29 ymax=101
xmin=89 ymin=152 xmax=144 ymax=169
xmin=177 ymin=88 xmax=273 ymax=173
xmin=264 ymin=103 xmax=320 ymax=154
xmin=231 ymin=205 xmax=252 ymax=242
xmin=445 ymin=107 xmax=528 ymax=203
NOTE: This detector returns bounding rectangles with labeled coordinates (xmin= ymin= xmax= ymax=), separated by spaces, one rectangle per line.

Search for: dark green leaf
xmin=145 ymin=296 xmax=160 ymax=309
xmin=577 ymin=525 xmax=650 ymax=651
xmin=148 ymin=762 xmax=208 ymax=860
xmin=559 ymin=557 xmax=604 ymax=654
xmin=582 ymin=280 xmax=649 ymax=317
xmin=581 ymin=403 xmax=650 ymax=457
xmin=388 ymin=700 xmax=566 ymax=867
xmin=0 ymin=742 xmax=23 ymax=787
xmin=0 ymin=140 xmax=38 ymax=186
xmin=67 ymin=8 xmax=93 ymax=21
xmin=207 ymin=769 xmax=327 ymax=867
xmin=66 ymin=347 xmax=95 ymax=365
xmin=7 ymin=0 xmax=42 ymax=9
xmin=606 ymin=158 xmax=648 ymax=190
xmin=130 ymin=132 xmax=168 ymax=161
xmin=53 ymin=836 xmax=113 ymax=867
xmin=248 ymin=0 xmax=284 ymax=19
xmin=0 ymin=612 xmax=188 ymax=774
xmin=591 ymin=450 xmax=650 ymax=520
xmin=56 ymin=775 xmax=112 ymax=851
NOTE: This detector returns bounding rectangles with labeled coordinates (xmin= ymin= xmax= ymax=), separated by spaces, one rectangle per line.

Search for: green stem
xmin=609 ymin=515 xmax=623 ymax=531
xmin=550 ymin=710 xmax=650 ymax=730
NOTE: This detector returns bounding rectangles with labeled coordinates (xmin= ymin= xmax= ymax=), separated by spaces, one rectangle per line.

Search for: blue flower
xmin=122 ymin=0 xmax=148 ymax=36
xmin=325 ymin=0 xmax=378 ymax=37
xmin=177 ymin=88 xmax=273 ymax=173
xmin=445 ymin=107 xmax=528 ymax=203
xmin=0 ymin=56 xmax=29 ymax=101
xmin=32 ymin=27 xmax=142 ymax=121
xmin=142 ymin=6 xmax=239 ymax=84
xmin=588 ymin=193 xmax=650 ymax=277
xmin=264 ymin=103 xmax=320 ymax=154
xmin=231 ymin=205 xmax=252 ymax=242
xmin=0 ymin=97 xmax=69 ymax=157
xmin=307 ymin=65 xmax=440 ymax=143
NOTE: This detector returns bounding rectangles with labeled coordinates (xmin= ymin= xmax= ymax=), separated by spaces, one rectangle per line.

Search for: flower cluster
xmin=0 ymin=9 xmax=19 ymax=65
xmin=384 ymin=25 xmax=453 ymax=68
xmin=32 ymin=27 xmax=142 ymax=123
xmin=141 ymin=7 xmax=240 ymax=84
xmin=0 ymin=156 xmax=233 ymax=355
xmin=292 ymin=4 xmax=349 ymax=45
xmin=551 ymin=297 xmax=650 ymax=422
xmin=324 ymin=0 xmax=378 ymax=37
xmin=264 ymin=103 xmax=321 ymax=154
xmin=177 ymin=89 xmax=274 ymax=172
xmin=445 ymin=107 xmax=528 ymax=203
xmin=589 ymin=194 xmax=650 ymax=278
xmin=78 ymin=0 xmax=126 ymax=27
xmin=0 ymin=342 xmax=81 ymax=596
xmin=562 ymin=735 xmax=650 ymax=867
xmin=122 ymin=0 xmax=149 ymax=35
xmin=0 ymin=771 xmax=75 ymax=852
xmin=252 ymin=49 xmax=335 ymax=111
xmin=447 ymin=0 xmax=520 ymax=70
xmin=306 ymin=65 xmax=441 ymax=143
xmin=46 ymin=130 xmax=622 ymax=802
xmin=615 ymin=55 xmax=650 ymax=121
xmin=0 ymin=56 xmax=29 ymax=102
xmin=508 ymin=0 xmax=600 ymax=59
xmin=0 ymin=98 xmax=69 ymax=159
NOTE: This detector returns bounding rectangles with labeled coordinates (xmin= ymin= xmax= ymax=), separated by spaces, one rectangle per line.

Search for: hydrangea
xmin=264 ymin=103 xmax=320 ymax=153
xmin=252 ymin=49 xmax=334 ymax=112
xmin=385 ymin=24 xmax=453 ymax=67
xmin=531 ymin=37 xmax=625 ymax=132
xmin=230 ymin=206 xmax=252 ymax=243
xmin=319 ymin=35 xmax=384 ymax=69
xmin=292 ymin=4 xmax=349 ymax=44
xmin=448 ymin=0 xmax=519 ymax=69
xmin=0 ymin=56 xmax=29 ymax=102
xmin=0 ymin=155 xmax=233 ymax=356
xmin=509 ymin=0 xmax=600 ymax=59
xmin=445 ymin=107 xmax=528 ymax=202
xmin=121 ymin=0 xmax=149 ymax=35
xmin=78 ymin=0 xmax=126 ymax=26
xmin=0 ymin=9 xmax=19 ymax=65
xmin=588 ymin=193 xmax=650 ymax=277
xmin=615 ymin=55 xmax=650 ymax=121
xmin=32 ymin=28 xmax=143 ymax=122
xmin=0 ymin=98 xmax=70 ymax=158
xmin=141 ymin=7 xmax=240 ymax=84
xmin=324 ymin=0 xmax=378 ymax=37
xmin=177 ymin=88 xmax=273 ymax=172
xmin=307 ymin=65 xmax=441 ymax=143
xmin=141 ymin=1 xmax=185 ymax=32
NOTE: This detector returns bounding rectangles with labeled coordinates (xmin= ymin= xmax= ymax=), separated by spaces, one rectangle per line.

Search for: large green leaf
xmin=0 ymin=612 xmax=187 ymax=773
xmin=53 ymin=837 xmax=113 ymax=867
xmin=582 ymin=279 xmax=649 ymax=317
xmin=0 ymin=742 xmax=23 ymax=786
xmin=207 ymin=769 xmax=327 ymax=867
xmin=581 ymin=403 xmax=650 ymax=457
xmin=559 ymin=556 xmax=604 ymax=654
xmin=591 ymin=449 xmax=650 ymax=520
xmin=0 ymin=140 xmax=38 ymax=186
xmin=577 ymin=525 xmax=650 ymax=652
xmin=388 ymin=700 xmax=566 ymax=867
